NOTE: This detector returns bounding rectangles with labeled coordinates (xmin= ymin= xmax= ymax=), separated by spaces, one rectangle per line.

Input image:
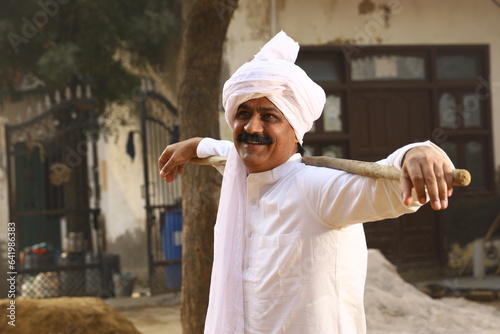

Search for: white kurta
xmin=198 ymin=138 xmax=439 ymax=334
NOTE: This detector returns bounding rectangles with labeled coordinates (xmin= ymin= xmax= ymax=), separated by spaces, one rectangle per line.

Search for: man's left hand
xmin=401 ymin=146 xmax=454 ymax=211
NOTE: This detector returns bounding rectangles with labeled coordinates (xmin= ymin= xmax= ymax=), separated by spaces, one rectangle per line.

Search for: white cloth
xmin=198 ymin=138 xmax=449 ymax=334
xmin=222 ymin=31 xmax=326 ymax=145
xmin=204 ymin=144 xmax=247 ymax=334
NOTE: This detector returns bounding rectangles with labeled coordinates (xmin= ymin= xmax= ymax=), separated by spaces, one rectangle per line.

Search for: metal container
xmin=66 ymin=232 xmax=86 ymax=253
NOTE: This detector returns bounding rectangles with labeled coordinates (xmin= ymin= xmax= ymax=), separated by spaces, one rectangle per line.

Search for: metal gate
xmin=138 ymin=90 xmax=182 ymax=294
xmin=5 ymin=94 xmax=109 ymax=298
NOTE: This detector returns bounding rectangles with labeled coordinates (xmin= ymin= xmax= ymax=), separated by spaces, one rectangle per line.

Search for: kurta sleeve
xmin=301 ymin=141 xmax=453 ymax=229
xmin=381 ymin=140 xmax=454 ymax=171
xmin=196 ymin=138 xmax=233 ymax=174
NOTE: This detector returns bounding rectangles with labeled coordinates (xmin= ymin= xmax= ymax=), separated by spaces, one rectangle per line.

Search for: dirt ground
xmin=119 ymin=300 xmax=500 ymax=334
xmin=1 ymin=291 xmax=498 ymax=334
xmin=0 ymin=293 xmax=180 ymax=334
xmin=2 ymin=250 xmax=499 ymax=334
xmin=119 ymin=250 xmax=500 ymax=334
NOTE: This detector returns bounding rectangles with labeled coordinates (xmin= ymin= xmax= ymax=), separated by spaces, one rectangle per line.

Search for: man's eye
xmin=236 ymin=110 xmax=251 ymax=118
xmin=262 ymin=114 xmax=278 ymax=121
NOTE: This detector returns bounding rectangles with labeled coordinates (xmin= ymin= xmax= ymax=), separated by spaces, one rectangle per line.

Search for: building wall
xmin=94 ymin=105 xmax=149 ymax=284
xmin=224 ymin=0 xmax=500 ymax=166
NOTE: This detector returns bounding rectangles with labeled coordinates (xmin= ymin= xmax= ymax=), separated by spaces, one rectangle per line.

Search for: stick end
xmin=453 ymin=169 xmax=471 ymax=187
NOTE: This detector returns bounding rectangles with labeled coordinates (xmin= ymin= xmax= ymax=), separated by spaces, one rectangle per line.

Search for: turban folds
xmin=222 ymin=31 xmax=326 ymax=144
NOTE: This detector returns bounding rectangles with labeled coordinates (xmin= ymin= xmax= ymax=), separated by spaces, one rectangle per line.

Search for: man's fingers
xmin=401 ymin=174 xmax=414 ymax=206
xmin=160 ymin=157 xmax=183 ymax=182
xmin=158 ymin=147 xmax=172 ymax=172
xmin=164 ymin=166 xmax=181 ymax=183
xmin=434 ymin=163 xmax=452 ymax=210
xmin=400 ymin=145 xmax=455 ymax=211
xmin=403 ymin=163 xmax=454 ymax=211
xmin=158 ymin=138 xmax=203 ymax=183
xmin=158 ymin=149 xmax=189 ymax=183
xmin=405 ymin=163 xmax=428 ymax=205
xmin=403 ymin=161 xmax=442 ymax=210
xmin=424 ymin=162 xmax=455 ymax=210
xmin=424 ymin=164 xmax=444 ymax=210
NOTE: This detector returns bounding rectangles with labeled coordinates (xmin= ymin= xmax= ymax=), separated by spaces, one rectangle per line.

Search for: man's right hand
xmin=158 ymin=137 xmax=203 ymax=183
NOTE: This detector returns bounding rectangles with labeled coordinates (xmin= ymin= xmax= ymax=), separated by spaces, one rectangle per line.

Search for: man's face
xmin=233 ymin=97 xmax=298 ymax=173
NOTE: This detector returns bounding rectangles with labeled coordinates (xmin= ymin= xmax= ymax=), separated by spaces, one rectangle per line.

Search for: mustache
xmin=236 ymin=132 xmax=274 ymax=145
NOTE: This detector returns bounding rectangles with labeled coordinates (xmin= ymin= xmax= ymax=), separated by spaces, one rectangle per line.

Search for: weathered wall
xmin=97 ymin=106 xmax=148 ymax=284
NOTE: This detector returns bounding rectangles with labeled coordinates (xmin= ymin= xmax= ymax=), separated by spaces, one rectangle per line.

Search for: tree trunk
xmin=177 ymin=1 xmax=238 ymax=333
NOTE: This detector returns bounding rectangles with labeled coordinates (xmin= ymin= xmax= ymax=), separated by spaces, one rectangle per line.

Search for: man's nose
xmin=244 ymin=115 xmax=264 ymax=133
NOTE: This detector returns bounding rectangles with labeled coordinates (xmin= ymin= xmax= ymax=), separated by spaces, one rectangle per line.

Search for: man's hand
xmin=401 ymin=146 xmax=454 ymax=211
xmin=158 ymin=137 xmax=203 ymax=183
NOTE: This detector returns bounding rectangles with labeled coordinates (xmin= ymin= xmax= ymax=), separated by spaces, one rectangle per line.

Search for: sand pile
xmin=0 ymin=297 xmax=142 ymax=334
xmin=365 ymin=249 xmax=500 ymax=334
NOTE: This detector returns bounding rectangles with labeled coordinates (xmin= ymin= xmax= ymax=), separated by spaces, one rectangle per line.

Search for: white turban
xmin=222 ymin=31 xmax=326 ymax=144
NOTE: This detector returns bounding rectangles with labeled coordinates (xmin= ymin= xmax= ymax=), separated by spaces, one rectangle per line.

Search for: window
xmin=439 ymin=92 xmax=457 ymax=128
xmin=436 ymin=55 xmax=479 ymax=79
xmin=296 ymin=53 xmax=343 ymax=82
xmin=303 ymin=143 xmax=345 ymax=158
xmin=296 ymin=58 xmax=340 ymax=82
xmin=351 ymin=55 xmax=425 ymax=81
xmin=323 ymin=95 xmax=342 ymax=132
xmin=466 ymin=141 xmax=484 ymax=187
xmin=441 ymin=142 xmax=458 ymax=163
xmin=298 ymin=45 xmax=493 ymax=193
xmin=439 ymin=91 xmax=483 ymax=129
xmin=308 ymin=94 xmax=343 ymax=134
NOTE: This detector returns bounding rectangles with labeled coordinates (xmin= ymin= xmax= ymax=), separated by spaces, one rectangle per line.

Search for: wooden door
xmin=350 ymin=90 xmax=443 ymax=263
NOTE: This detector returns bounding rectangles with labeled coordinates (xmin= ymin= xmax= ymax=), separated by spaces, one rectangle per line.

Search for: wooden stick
xmin=190 ymin=156 xmax=471 ymax=187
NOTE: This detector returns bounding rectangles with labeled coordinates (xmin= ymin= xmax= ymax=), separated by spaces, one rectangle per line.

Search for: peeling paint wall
xmin=98 ymin=111 xmax=144 ymax=241
xmin=244 ymin=0 xmax=270 ymax=40
xmin=225 ymin=0 xmax=500 ymax=165
xmin=97 ymin=106 xmax=148 ymax=284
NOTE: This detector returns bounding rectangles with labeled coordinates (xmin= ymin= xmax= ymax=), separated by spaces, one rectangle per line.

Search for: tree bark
xmin=177 ymin=1 xmax=238 ymax=333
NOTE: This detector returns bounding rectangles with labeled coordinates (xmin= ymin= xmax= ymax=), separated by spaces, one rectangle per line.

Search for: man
xmin=158 ymin=31 xmax=454 ymax=334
